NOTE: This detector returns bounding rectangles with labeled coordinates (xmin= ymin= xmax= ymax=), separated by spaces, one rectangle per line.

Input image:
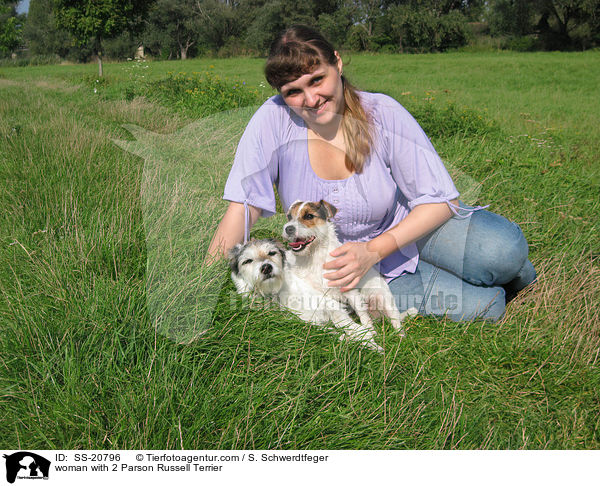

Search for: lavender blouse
xmin=223 ymin=91 xmax=460 ymax=280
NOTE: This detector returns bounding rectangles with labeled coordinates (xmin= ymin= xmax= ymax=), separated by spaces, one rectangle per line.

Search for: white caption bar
xmin=1 ymin=450 xmax=598 ymax=486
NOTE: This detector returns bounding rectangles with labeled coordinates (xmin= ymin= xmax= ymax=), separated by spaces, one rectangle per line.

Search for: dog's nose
xmin=260 ymin=263 xmax=272 ymax=275
xmin=284 ymin=225 xmax=295 ymax=237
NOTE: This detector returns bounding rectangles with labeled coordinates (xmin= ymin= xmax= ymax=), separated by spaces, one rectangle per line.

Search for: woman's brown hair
xmin=265 ymin=25 xmax=373 ymax=174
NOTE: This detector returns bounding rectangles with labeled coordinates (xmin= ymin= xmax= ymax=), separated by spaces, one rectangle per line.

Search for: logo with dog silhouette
xmin=3 ymin=452 xmax=51 ymax=483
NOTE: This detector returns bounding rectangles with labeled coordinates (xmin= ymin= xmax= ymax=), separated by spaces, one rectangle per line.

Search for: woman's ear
xmin=334 ymin=51 xmax=343 ymax=75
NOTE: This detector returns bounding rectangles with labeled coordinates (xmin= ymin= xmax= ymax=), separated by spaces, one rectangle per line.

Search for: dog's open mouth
xmin=288 ymin=236 xmax=315 ymax=252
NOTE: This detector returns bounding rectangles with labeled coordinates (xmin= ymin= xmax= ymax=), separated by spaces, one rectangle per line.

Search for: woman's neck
xmin=306 ymin=114 xmax=343 ymax=143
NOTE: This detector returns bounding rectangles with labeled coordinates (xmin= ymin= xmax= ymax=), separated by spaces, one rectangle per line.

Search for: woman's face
xmin=279 ymin=53 xmax=344 ymax=130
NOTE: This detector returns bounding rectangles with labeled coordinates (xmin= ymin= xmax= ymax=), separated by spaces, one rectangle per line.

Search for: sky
xmin=16 ymin=0 xmax=30 ymax=14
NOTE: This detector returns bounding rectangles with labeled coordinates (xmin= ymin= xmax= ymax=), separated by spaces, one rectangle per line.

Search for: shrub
xmin=404 ymin=98 xmax=497 ymax=139
xmin=386 ymin=6 xmax=470 ymax=52
xmin=144 ymin=71 xmax=262 ymax=117
xmin=0 ymin=54 xmax=62 ymax=67
xmin=503 ymin=36 xmax=540 ymax=52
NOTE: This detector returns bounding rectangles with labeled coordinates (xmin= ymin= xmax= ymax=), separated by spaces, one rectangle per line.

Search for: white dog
xmin=228 ymin=238 xmax=385 ymax=351
xmin=282 ymin=199 xmax=416 ymax=336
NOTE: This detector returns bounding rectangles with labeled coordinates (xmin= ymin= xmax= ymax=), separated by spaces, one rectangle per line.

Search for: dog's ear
xmin=227 ymin=244 xmax=243 ymax=275
xmin=286 ymin=200 xmax=302 ymax=220
xmin=318 ymin=200 xmax=338 ymax=220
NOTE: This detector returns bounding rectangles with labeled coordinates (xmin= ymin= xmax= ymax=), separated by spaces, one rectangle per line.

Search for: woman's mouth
xmin=308 ymin=101 xmax=328 ymax=116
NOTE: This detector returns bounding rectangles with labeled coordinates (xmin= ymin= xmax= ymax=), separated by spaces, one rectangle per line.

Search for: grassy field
xmin=0 ymin=51 xmax=598 ymax=449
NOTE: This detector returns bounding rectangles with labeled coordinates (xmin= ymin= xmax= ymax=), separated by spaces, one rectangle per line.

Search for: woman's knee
xmin=463 ymin=212 xmax=529 ymax=286
xmin=389 ymin=260 xmax=507 ymax=322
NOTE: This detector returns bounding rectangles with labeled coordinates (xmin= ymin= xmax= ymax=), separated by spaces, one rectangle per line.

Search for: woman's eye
xmin=303 ymin=213 xmax=314 ymax=220
xmin=242 ymin=259 xmax=253 ymax=265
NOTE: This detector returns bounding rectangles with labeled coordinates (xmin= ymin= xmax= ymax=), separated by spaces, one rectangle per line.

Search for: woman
xmin=208 ymin=25 xmax=536 ymax=321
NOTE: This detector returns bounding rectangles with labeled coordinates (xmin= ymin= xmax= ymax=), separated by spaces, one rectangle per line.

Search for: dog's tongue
xmin=289 ymin=236 xmax=314 ymax=250
xmin=289 ymin=240 xmax=305 ymax=249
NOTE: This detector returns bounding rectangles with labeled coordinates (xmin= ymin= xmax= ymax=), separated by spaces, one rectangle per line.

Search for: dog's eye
xmin=303 ymin=213 xmax=314 ymax=220
xmin=286 ymin=213 xmax=292 ymax=221
xmin=268 ymin=251 xmax=277 ymax=256
xmin=241 ymin=259 xmax=253 ymax=265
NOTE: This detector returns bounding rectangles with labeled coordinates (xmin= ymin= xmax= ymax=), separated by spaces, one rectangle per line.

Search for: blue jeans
xmin=388 ymin=204 xmax=536 ymax=322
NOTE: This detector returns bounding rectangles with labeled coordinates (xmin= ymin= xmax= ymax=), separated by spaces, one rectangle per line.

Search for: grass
xmin=0 ymin=51 xmax=598 ymax=449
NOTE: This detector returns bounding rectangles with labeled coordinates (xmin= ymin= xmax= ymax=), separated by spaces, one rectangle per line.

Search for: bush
xmin=0 ymin=54 xmax=62 ymax=67
xmin=385 ymin=6 xmax=470 ymax=53
xmin=144 ymin=71 xmax=262 ymax=117
xmin=503 ymin=36 xmax=540 ymax=52
xmin=403 ymin=98 xmax=497 ymax=139
xmin=347 ymin=24 xmax=377 ymax=51
xmin=438 ymin=11 xmax=473 ymax=51
xmin=103 ymin=33 xmax=140 ymax=61
xmin=216 ymin=37 xmax=256 ymax=58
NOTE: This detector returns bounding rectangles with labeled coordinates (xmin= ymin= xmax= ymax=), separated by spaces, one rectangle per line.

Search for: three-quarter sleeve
xmin=223 ymin=97 xmax=281 ymax=217
xmin=376 ymin=94 xmax=459 ymax=210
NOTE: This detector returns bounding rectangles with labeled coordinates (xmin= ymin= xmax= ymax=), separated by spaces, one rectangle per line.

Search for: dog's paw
xmin=368 ymin=342 xmax=385 ymax=354
xmin=391 ymin=307 xmax=418 ymax=336
xmin=338 ymin=334 xmax=384 ymax=354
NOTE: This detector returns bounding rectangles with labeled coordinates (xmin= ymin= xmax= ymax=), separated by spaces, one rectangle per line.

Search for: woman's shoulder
xmin=254 ymin=94 xmax=291 ymax=115
xmin=247 ymin=94 xmax=297 ymax=129
xmin=359 ymin=91 xmax=417 ymax=127
xmin=359 ymin=91 xmax=404 ymax=108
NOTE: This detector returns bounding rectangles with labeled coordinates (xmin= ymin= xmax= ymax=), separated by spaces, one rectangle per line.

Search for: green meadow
xmin=0 ymin=51 xmax=598 ymax=449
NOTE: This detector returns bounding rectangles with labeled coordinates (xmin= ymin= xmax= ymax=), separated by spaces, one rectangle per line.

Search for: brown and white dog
xmin=282 ymin=199 xmax=416 ymax=339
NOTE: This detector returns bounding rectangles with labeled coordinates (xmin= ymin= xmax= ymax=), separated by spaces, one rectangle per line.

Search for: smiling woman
xmin=264 ymin=26 xmax=373 ymax=177
xmin=208 ymin=24 xmax=536 ymax=322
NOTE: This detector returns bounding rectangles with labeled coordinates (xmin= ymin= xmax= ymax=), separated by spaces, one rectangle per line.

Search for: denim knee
xmin=389 ymin=261 xmax=507 ymax=323
xmin=463 ymin=214 xmax=529 ymax=287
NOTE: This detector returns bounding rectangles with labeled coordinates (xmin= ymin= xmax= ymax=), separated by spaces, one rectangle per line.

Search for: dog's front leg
xmin=370 ymin=286 xmax=417 ymax=337
xmin=342 ymin=289 xmax=375 ymax=329
xmin=328 ymin=306 xmax=383 ymax=353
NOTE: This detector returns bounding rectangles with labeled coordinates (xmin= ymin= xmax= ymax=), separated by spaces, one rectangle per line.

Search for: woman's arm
xmin=206 ymin=202 xmax=262 ymax=262
xmin=323 ymin=199 xmax=458 ymax=291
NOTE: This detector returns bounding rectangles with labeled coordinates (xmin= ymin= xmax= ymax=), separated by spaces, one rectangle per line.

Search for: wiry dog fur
xmin=283 ymin=199 xmax=416 ymax=338
xmin=228 ymin=238 xmax=386 ymax=351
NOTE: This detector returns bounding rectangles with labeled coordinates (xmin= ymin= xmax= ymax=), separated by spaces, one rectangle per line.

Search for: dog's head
xmin=228 ymin=238 xmax=286 ymax=295
xmin=282 ymin=199 xmax=337 ymax=254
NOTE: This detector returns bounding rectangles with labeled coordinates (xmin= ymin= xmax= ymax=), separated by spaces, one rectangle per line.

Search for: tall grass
xmin=0 ymin=52 xmax=598 ymax=449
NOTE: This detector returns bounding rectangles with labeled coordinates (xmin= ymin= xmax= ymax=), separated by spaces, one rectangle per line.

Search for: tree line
xmin=2 ymin=0 xmax=599 ymax=64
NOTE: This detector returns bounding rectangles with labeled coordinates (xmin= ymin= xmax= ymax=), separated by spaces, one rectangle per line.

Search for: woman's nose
xmin=304 ymin=89 xmax=318 ymax=107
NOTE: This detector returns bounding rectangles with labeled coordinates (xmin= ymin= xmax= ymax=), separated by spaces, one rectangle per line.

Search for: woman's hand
xmin=322 ymin=241 xmax=381 ymax=292
xmin=321 ymin=200 xmax=456 ymax=291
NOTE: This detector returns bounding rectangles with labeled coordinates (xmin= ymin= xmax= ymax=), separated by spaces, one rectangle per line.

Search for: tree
xmin=143 ymin=0 xmax=203 ymax=60
xmin=144 ymin=0 xmax=240 ymax=60
xmin=23 ymin=0 xmax=74 ymax=58
xmin=535 ymin=0 xmax=600 ymax=49
xmin=353 ymin=0 xmax=385 ymax=38
xmin=488 ymin=0 xmax=600 ymax=49
xmin=317 ymin=4 xmax=358 ymax=48
xmin=53 ymin=0 xmax=153 ymax=76
xmin=488 ymin=0 xmax=537 ymax=37
xmin=0 ymin=1 xmax=23 ymax=57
